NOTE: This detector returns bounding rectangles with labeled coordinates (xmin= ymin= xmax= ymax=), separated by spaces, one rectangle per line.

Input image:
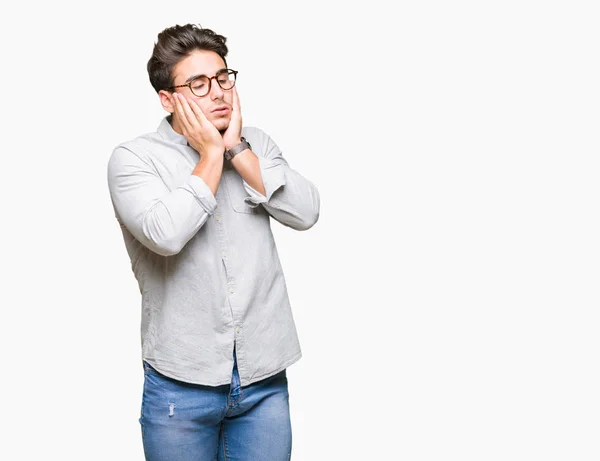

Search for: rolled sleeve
xmin=236 ymin=127 xmax=320 ymax=230
xmin=242 ymin=155 xmax=286 ymax=207
xmin=107 ymin=146 xmax=218 ymax=256
xmin=187 ymin=174 xmax=218 ymax=214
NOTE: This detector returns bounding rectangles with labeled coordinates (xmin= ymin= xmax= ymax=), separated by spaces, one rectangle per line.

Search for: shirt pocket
xmin=223 ymin=170 xmax=256 ymax=214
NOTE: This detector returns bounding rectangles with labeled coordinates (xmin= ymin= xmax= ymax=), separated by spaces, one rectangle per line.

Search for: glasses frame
xmin=166 ymin=69 xmax=238 ymax=97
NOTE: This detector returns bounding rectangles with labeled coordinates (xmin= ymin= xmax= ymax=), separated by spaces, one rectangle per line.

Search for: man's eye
xmin=192 ymin=83 xmax=206 ymax=90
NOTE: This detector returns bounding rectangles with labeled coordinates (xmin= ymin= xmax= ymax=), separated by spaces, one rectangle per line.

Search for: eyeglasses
xmin=166 ymin=69 xmax=238 ymax=97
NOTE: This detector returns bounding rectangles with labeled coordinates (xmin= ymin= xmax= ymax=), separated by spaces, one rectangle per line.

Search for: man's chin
xmin=211 ymin=117 xmax=230 ymax=133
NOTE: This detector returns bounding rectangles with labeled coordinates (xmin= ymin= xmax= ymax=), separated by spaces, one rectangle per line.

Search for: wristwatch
xmin=224 ymin=137 xmax=251 ymax=161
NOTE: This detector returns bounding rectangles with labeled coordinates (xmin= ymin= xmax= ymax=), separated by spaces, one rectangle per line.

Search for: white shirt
xmin=106 ymin=116 xmax=320 ymax=386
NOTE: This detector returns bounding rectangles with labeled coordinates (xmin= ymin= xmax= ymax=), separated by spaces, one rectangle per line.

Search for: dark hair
xmin=147 ymin=24 xmax=228 ymax=93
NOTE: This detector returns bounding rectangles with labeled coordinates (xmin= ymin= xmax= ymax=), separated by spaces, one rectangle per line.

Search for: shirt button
xmin=229 ymin=288 xmax=234 ymax=294
xmin=235 ymin=327 xmax=241 ymax=334
xmin=215 ymin=215 xmax=221 ymax=221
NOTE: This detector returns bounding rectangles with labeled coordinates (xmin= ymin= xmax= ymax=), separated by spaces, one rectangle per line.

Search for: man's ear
xmin=159 ymin=90 xmax=174 ymax=113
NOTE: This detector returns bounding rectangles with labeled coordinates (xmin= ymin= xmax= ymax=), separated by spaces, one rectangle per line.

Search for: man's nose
xmin=210 ymin=77 xmax=225 ymax=99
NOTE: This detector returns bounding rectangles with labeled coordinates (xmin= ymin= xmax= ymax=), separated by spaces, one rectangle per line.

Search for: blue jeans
xmin=139 ymin=348 xmax=292 ymax=460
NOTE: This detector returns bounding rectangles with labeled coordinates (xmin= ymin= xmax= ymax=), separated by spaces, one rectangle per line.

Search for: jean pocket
xmin=143 ymin=361 xmax=152 ymax=375
xmin=143 ymin=361 xmax=162 ymax=377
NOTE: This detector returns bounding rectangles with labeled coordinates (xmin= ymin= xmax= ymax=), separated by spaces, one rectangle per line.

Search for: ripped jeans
xmin=139 ymin=348 xmax=292 ymax=461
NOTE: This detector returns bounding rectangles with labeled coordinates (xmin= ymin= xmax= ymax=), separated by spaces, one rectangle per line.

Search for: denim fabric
xmin=140 ymin=348 xmax=292 ymax=460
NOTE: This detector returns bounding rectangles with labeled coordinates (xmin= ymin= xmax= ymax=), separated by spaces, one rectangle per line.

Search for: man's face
xmin=170 ymin=49 xmax=233 ymax=132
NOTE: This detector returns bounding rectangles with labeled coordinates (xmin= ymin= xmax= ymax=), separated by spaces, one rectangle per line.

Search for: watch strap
xmin=224 ymin=137 xmax=251 ymax=160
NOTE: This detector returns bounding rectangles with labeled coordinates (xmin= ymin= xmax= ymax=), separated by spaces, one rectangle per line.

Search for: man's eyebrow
xmin=184 ymin=73 xmax=207 ymax=84
xmin=184 ymin=68 xmax=229 ymax=84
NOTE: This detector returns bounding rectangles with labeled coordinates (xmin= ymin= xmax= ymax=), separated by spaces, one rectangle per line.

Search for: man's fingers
xmin=188 ymin=98 xmax=210 ymax=125
xmin=176 ymin=93 xmax=201 ymax=129
xmin=232 ymin=86 xmax=241 ymax=112
xmin=173 ymin=94 xmax=193 ymax=132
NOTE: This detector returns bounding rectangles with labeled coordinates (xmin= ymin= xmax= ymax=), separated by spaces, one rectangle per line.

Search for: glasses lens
xmin=190 ymin=76 xmax=210 ymax=97
xmin=217 ymin=71 xmax=236 ymax=90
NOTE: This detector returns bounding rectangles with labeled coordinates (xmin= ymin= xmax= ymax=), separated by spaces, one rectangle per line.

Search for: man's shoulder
xmin=241 ymin=126 xmax=276 ymax=153
xmin=114 ymin=130 xmax=163 ymax=156
xmin=107 ymin=129 xmax=164 ymax=169
xmin=241 ymin=125 xmax=262 ymax=141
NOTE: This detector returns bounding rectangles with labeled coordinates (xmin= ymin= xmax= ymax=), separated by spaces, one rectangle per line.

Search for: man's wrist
xmin=224 ymin=138 xmax=243 ymax=150
xmin=224 ymin=137 xmax=251 ymax=161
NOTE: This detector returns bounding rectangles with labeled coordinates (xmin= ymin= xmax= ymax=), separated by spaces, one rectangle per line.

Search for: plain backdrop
xmin=1 ymin=0 xmax=599 ymax=460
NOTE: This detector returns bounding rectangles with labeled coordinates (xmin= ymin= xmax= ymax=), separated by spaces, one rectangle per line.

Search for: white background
xmin=1 ymin=0 xmax=599 ymax=459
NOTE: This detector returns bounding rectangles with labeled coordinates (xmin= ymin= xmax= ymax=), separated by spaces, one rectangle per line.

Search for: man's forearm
xmin=233 ymin=148 xmax=319 ymax=231
xmin=230 ymin=149 xmax=266 ymax=196
xmin=193 ymin=154 xmax=226 ymax=196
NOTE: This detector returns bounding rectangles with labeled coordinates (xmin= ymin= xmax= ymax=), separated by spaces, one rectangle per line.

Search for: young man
xmin=106 ymin=24 xmax=320 ymax=461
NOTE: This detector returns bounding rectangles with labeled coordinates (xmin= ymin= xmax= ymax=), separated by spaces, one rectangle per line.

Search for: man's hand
xmin=222 ymin=87 xmax=243 ymax=150
xmin=173 ymin=92 xmax=225 ymax=159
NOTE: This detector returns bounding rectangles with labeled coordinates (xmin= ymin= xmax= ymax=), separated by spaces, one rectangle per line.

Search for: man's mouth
xmin=212 ymin=105 xmax=230 ymax=114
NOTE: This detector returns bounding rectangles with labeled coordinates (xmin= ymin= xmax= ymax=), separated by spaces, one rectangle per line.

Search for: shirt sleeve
xmin=107 ymin=145 xmax=217 ymax=256
xmin=241 ymin=128 xmax=320 ymax=231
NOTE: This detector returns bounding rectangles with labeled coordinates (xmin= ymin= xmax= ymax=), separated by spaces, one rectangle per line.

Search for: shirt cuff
xmin=242 ymin=156 xmax=286 ymax=207
xmin=185 ymin=174 xmax=218 ymax=214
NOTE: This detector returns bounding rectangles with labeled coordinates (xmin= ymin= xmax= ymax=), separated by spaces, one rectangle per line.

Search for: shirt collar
xmin=157 ymin=115 xmax=188 ymax=146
